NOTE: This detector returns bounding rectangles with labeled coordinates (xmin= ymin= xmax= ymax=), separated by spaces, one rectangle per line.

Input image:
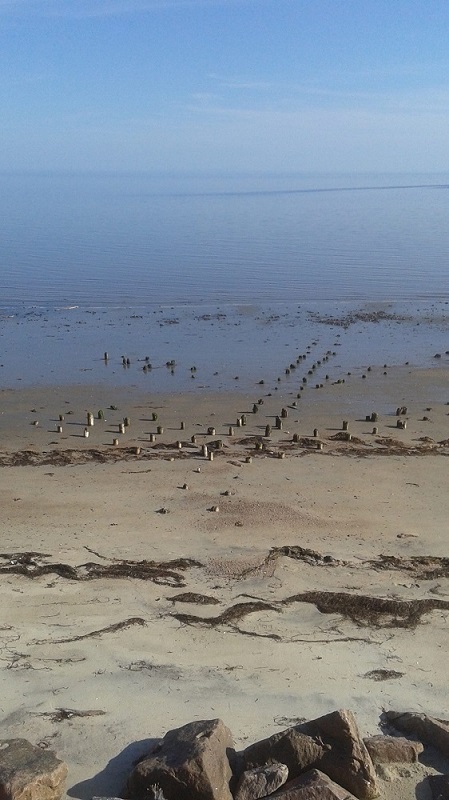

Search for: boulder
xmin=385 ymin=712 xmax=449 ymax=758
xmin=240 ymin=710 xmax=378 ymax=800
xmin=126 ymin=719 xmax=234 ymax=800
xmin=240 ymin=730 xmax=323 ymax=781
xmin=363 ymin=735 xmax=423 ymax=764
xmin=0 ymin=739 xmax=67 ymax=800
xmin=235 ymin=762 xmax=289 ymax=800
xmin=263 ymin=768 xmax=358 ymax=800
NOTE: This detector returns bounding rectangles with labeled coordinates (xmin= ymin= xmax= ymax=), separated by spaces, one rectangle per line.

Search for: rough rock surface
xmin=385 ymin=712 xmax=449 ymax=758
xmin=0 ymin=739 xmax=67 ymax=800
xmin=240 ymin=729 xmax=323 ymax=782
xmin=240 ymin=709 xmax=378 ymax=800
xmin=363 ymin=735 xmax=423 ymax=764
xmin=265 ymin=768 xmax=359 ymax=800
xmin=234 ymin=762 xmax=289 ymax=800
xmin=126 ymin=718 xmax=234 ymax=800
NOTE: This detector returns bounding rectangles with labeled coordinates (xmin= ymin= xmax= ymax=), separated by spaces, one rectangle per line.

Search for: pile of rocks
xmin=2 ymin=709 xmax=449 ymax=800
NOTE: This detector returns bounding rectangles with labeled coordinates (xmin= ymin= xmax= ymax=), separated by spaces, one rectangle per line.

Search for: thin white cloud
xmin=200 ymin=73 xmax=449 ymax=117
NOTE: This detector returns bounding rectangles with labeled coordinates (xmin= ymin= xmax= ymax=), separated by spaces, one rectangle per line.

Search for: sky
xmin=0 ymin=0 xmax=448 ymax=173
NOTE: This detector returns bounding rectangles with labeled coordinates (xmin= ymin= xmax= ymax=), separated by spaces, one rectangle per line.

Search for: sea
xmin=1 ymin=171 xmax=449 ymax=391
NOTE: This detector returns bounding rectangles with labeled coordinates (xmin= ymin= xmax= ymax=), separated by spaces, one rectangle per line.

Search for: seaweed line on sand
xmin=0 ymin=552 xmax=201 ymax=586
xmin=172 ymin=591 xmax=449 ymax=632
xmin=33 ymin=617 xmax=146 ymax=645
xmin=1 ymin=436 xmax=449 ymax=468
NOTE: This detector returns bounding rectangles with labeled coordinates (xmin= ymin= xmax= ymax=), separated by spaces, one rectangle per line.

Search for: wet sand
xmin=1 ymin=357 xmax=449 ymax=799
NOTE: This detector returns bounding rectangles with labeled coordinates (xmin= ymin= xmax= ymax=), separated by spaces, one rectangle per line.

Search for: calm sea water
xmin=1 ymin=171 xmax=449 ymax=308
xmin=1 ymin=172 xmax=449 ymax=389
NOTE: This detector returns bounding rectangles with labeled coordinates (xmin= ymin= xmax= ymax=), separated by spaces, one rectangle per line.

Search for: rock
xmin=240 ymin=726 xmax=324 ymax=781
xmin=240 ymin=710 xmax=378 ymax=800
xmin=0 ymin=739 xmax=67 ymax=800
xmin=126 ymin=719 xmax=234 ymax=800
xmin=300 ymin=710 xmax=378 ymax=800
xmin=235 ymin=762 xmax=289 ymax=800
xmin=363 ymin=735 xmax=423 ymax=764
xmin=428 ymin=774 xmax=449 ymax=800
xmin=385 ymin=711 xmax=449 ymax=758
xmin=265 ymin=768 xmax=358 ymax=800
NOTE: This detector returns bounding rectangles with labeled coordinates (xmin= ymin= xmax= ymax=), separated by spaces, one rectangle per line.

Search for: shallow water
xmin=2 ymin=300 xmax=449 ymax=391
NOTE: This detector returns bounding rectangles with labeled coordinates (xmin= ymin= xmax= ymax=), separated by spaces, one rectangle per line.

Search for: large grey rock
xmin=240 ymin=710 xmax=378 ymax=800
xmin=0 ymin=739 xmax=67 ymax=800
xmin=264 ymin=768 xmax=358 ymax=800
xmin=363 ymin=735 xmax=423 ymax=764
xmin=235 ymin=762 xmax=289 ymax=800
xmin=126 ymin=719 xmax=234 ymax=800
xmin=385 ymin=711 xmax=449 ymax=758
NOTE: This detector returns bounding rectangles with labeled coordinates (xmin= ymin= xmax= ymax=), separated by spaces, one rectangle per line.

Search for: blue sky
xmin=1 ymin=0 xmax=448 ymax=173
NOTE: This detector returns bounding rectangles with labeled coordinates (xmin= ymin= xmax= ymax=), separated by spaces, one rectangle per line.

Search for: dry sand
xmin=1 ymin=364 xmax=449 ymax=799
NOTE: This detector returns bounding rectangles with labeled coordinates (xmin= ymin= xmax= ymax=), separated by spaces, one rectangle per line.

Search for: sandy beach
xmin=1 ymin=355 xmax=449 ymax=800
